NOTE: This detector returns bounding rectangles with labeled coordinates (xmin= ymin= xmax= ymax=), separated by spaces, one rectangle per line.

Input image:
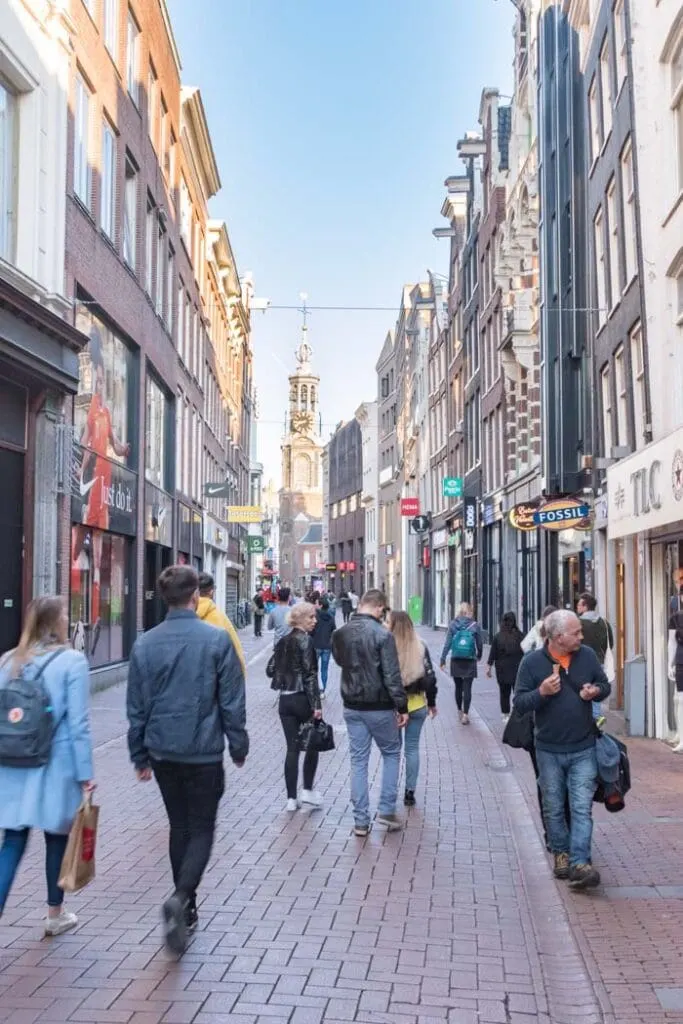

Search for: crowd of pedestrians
xmin=0 ymin=568 xmax=624 ymax=956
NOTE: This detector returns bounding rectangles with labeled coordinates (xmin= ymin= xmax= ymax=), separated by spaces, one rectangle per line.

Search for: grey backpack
xmin=0 ymin=650 xmax=63 ymax=768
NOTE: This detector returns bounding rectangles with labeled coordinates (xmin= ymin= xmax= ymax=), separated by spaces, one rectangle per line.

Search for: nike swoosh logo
xmin=79 ymin=477 xmax=97 ymax=498
xmin=206 ymin=486 xmax=224 ymax=496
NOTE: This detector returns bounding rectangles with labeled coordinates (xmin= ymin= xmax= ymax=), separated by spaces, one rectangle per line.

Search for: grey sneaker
xmin=568 ymin=863 xmax=601 ymax=890
xmin=162 ymin=894 xmax=188 ymax=955
xmin=353 ymin=823 xmax=370 ymax=837
xmin=377 ymin=812 xmax=404 ymax=831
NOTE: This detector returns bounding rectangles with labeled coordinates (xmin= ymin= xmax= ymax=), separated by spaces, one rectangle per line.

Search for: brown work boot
xmin=568 ymin=863 xmax=601 ymax=890
xmin=553 ymin=852 xmax=570 ymax=879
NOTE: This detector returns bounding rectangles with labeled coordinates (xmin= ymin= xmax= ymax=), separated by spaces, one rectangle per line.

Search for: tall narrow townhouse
xmin=500 ymin=0 xmax=544 ymax=633
xmin=424 ymin=274 xmax=449 ymax=627
xmin=537 ymin=1 xmax=591 ymax=610
xmin=205 ymin=219 xmax=254 ymax=616
xmin=454 ymin=133 xmax=486 ymax=614
xmin=0 ymin=1 xmax=88 ymax=655
xmin=567 ymin=0 xmax=649 ymax=723
xmin=65 ymin=0 xmax=188 ymax=682
xmin=477 ymin=88 xmax=511 ymax=638
xmin=434 ymin=175 xmax=469 ymax=622
xmin=401 ymin=282 xmax=432 ymax=618
xmin=604 ymin=0 xmax=683 ymax=740
xmin=376 ymin=329 xmax=400 ymax=607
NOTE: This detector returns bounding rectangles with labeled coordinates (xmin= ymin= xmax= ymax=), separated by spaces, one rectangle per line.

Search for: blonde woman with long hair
xmin=389 ymin=611 xmax=437 ymax=806
xmin=0 ymin=597 xmax=93 ymax=936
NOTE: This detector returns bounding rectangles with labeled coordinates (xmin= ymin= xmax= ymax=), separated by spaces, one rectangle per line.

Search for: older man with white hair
xmin=514 ymin=609 xmax=611 ymax=890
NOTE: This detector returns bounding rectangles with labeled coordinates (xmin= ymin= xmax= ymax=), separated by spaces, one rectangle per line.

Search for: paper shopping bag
xmin=58 ymin=792 xmax=99 ymax=893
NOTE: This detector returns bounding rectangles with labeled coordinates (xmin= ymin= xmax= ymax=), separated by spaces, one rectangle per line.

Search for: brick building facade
xmin=63 ymin=0 xmax=253 ymax=682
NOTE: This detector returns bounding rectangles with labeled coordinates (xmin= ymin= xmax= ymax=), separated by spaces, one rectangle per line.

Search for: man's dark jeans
xmin=152 ymin=760 xmax=225 ymax=903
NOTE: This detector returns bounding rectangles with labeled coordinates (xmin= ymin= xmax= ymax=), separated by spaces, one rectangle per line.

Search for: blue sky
xmin=167 ymin=0 xmax=514 ymax=482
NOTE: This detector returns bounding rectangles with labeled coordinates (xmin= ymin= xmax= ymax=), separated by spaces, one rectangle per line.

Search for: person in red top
xmin=78 ymin=329 xmax=130 ymax=628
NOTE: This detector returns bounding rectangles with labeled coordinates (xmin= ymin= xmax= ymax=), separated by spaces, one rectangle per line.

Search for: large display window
xmin=70 ymin=304 xmax=137 ymax=666
xmin=70 ymin=526 xmax=130 ymax=667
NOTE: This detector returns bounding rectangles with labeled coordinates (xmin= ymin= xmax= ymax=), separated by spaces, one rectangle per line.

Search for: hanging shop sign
xmin=227 ymin=505 xmax=262 ymax=523
xmin=401 ymin=497 xmax=420 ymax=517
xmin=532 ymin=498 xmax=592 ymax=530
xmin=442 ymin=477 xmax=464 ymax=499
xmin=509 ymin=500 xmax=541 ymax=532
xmin=464 ymin=497 xmax=477 ymax=530
xmin=247 ymin=536 xmax=265 ymax=554
xmin=71 ymin=442 xmax=137 ymax=537
xmin=325 ymin=562 xmax=337 ymax=572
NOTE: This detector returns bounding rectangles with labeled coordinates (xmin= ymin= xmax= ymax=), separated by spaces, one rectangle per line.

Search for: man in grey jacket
xmin=127 ymin=564 xmax=248 ymax=955
xmin=332 ymin=589 xmax=408 ymax=836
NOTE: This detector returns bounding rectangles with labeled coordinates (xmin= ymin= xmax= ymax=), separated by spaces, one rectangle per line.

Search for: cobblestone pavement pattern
xmin=0 ymin=625 xmax=681 ymax=1024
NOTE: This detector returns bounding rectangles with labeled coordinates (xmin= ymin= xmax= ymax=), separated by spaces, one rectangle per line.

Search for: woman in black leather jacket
xmin=272 ymin=602 xmax=323 ymax=812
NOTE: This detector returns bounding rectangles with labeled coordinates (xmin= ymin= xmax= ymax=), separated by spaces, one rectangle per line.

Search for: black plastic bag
xmin=298 ymin=718 xmax=335 ymax=753
xmin=502 ymin=706 xmax=534 ymax=751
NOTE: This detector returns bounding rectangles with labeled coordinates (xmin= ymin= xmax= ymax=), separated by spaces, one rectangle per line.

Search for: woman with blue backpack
xmin=439 ymin=603 xmax=483 ymax=724
xmin=0 ymin=597 xmax=94 ymax=936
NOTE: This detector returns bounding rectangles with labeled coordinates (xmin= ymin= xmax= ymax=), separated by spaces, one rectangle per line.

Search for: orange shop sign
xmin=508 ymin=501 xmax=540 ymax=531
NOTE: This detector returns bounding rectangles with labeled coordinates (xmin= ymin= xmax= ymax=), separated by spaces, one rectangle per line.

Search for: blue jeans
xmin=344 ymin=709 xmax=401 ymax=827
xmin=536 ymin=747 xmax=598 ymax=866
xmin=316 ymin=649 xmax=331 ymax=689
xmin=0 ymin=829 xmax=69 ymax=911
xmin=404 ymin=705 xmax=428 ymax=791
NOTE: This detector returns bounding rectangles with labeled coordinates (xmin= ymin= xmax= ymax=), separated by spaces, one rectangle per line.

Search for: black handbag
xmin=298 ymin=718 xmax=335 ymax=753
xmin=502 ymin=706 xmax=534 ymax=751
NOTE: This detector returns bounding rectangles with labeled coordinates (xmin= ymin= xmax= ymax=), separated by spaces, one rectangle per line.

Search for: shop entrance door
xmin=562 ymin=552 xmax=585 ymax=610
xmin=0 ymin=448 xmax=24 ymax=654
xmin=144 ymin=542 xmax=171 ymax=631
xmin=615 ymin=560 xmax=626 ymax=708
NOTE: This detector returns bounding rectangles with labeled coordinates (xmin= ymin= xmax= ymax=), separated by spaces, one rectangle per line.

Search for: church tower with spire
xmin=278 ymin=319 xmax=323 ymax=587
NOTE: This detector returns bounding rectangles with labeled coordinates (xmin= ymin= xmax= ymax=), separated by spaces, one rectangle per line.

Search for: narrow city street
xmin=0 ymin=631 xmax=682 ymax=1024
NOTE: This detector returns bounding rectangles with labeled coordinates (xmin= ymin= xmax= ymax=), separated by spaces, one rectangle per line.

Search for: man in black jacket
xmin=127 ymin=565 xmax=248 ymax=954
xmin=332 ymin=589 xmax=408 ymax=836
xmin=514 ymin=609 xmax=610 ymax=889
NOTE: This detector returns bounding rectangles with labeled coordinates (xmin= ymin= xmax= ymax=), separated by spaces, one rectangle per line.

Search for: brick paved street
xmin=0 ymin=626 xmax=682 ymax=1023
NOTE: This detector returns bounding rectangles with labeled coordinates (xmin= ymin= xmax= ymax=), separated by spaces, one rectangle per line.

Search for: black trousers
xmin=254 ymin=615 xmax=263 ymax=637
xmin=452 ymin=676 xmax=474 ymax=713
xmin=152 ymin=760 xmax=225 ymax=902
xmin=497 ymin=682 xmax=513 ymax=715
xmin=278 ymin=692 xmax=318 ymax=799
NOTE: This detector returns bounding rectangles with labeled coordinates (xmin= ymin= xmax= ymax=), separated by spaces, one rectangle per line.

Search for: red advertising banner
xmin=401 ymin=497 xmax=420 ymax=517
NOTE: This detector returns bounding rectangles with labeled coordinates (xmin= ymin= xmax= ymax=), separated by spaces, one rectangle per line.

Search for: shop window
xmin=145 ymin=375 xmax=168 ymax=490
xmin=70 ymin=526 xmax=129 ymax=668
xmin=74 ymin=306 xmax=133 ymax=469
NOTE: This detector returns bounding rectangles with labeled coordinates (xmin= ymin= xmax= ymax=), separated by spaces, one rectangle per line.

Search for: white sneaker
xmin=300 ymin=789 xmax=323 ymax=808
xmin=502 ymin=714 xmax=510 ymax=724
xmin=672 ymin=740 xmax=683 ymax=754
xmin=286 ymin=798 xmax=298 ymax=812
xmin=45 ymin=911 xmax=78 ymax=937
xmin=321 ymin=691 xmax=327 ymax=700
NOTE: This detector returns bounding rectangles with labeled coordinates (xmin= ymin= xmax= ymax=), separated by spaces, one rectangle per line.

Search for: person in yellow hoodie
xmin=196 ymin=572 xmax=246 ymax=679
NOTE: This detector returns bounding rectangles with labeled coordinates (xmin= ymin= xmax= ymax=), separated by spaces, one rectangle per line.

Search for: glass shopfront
xmin=71 ymin=304 xmax=137 ymax=666
xmin=70 ymin=526 xmax=130 ymax=667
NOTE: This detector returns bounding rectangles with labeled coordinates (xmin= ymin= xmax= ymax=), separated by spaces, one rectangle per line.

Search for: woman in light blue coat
xmin=0 ymin=597 xmax=94 ymax=936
